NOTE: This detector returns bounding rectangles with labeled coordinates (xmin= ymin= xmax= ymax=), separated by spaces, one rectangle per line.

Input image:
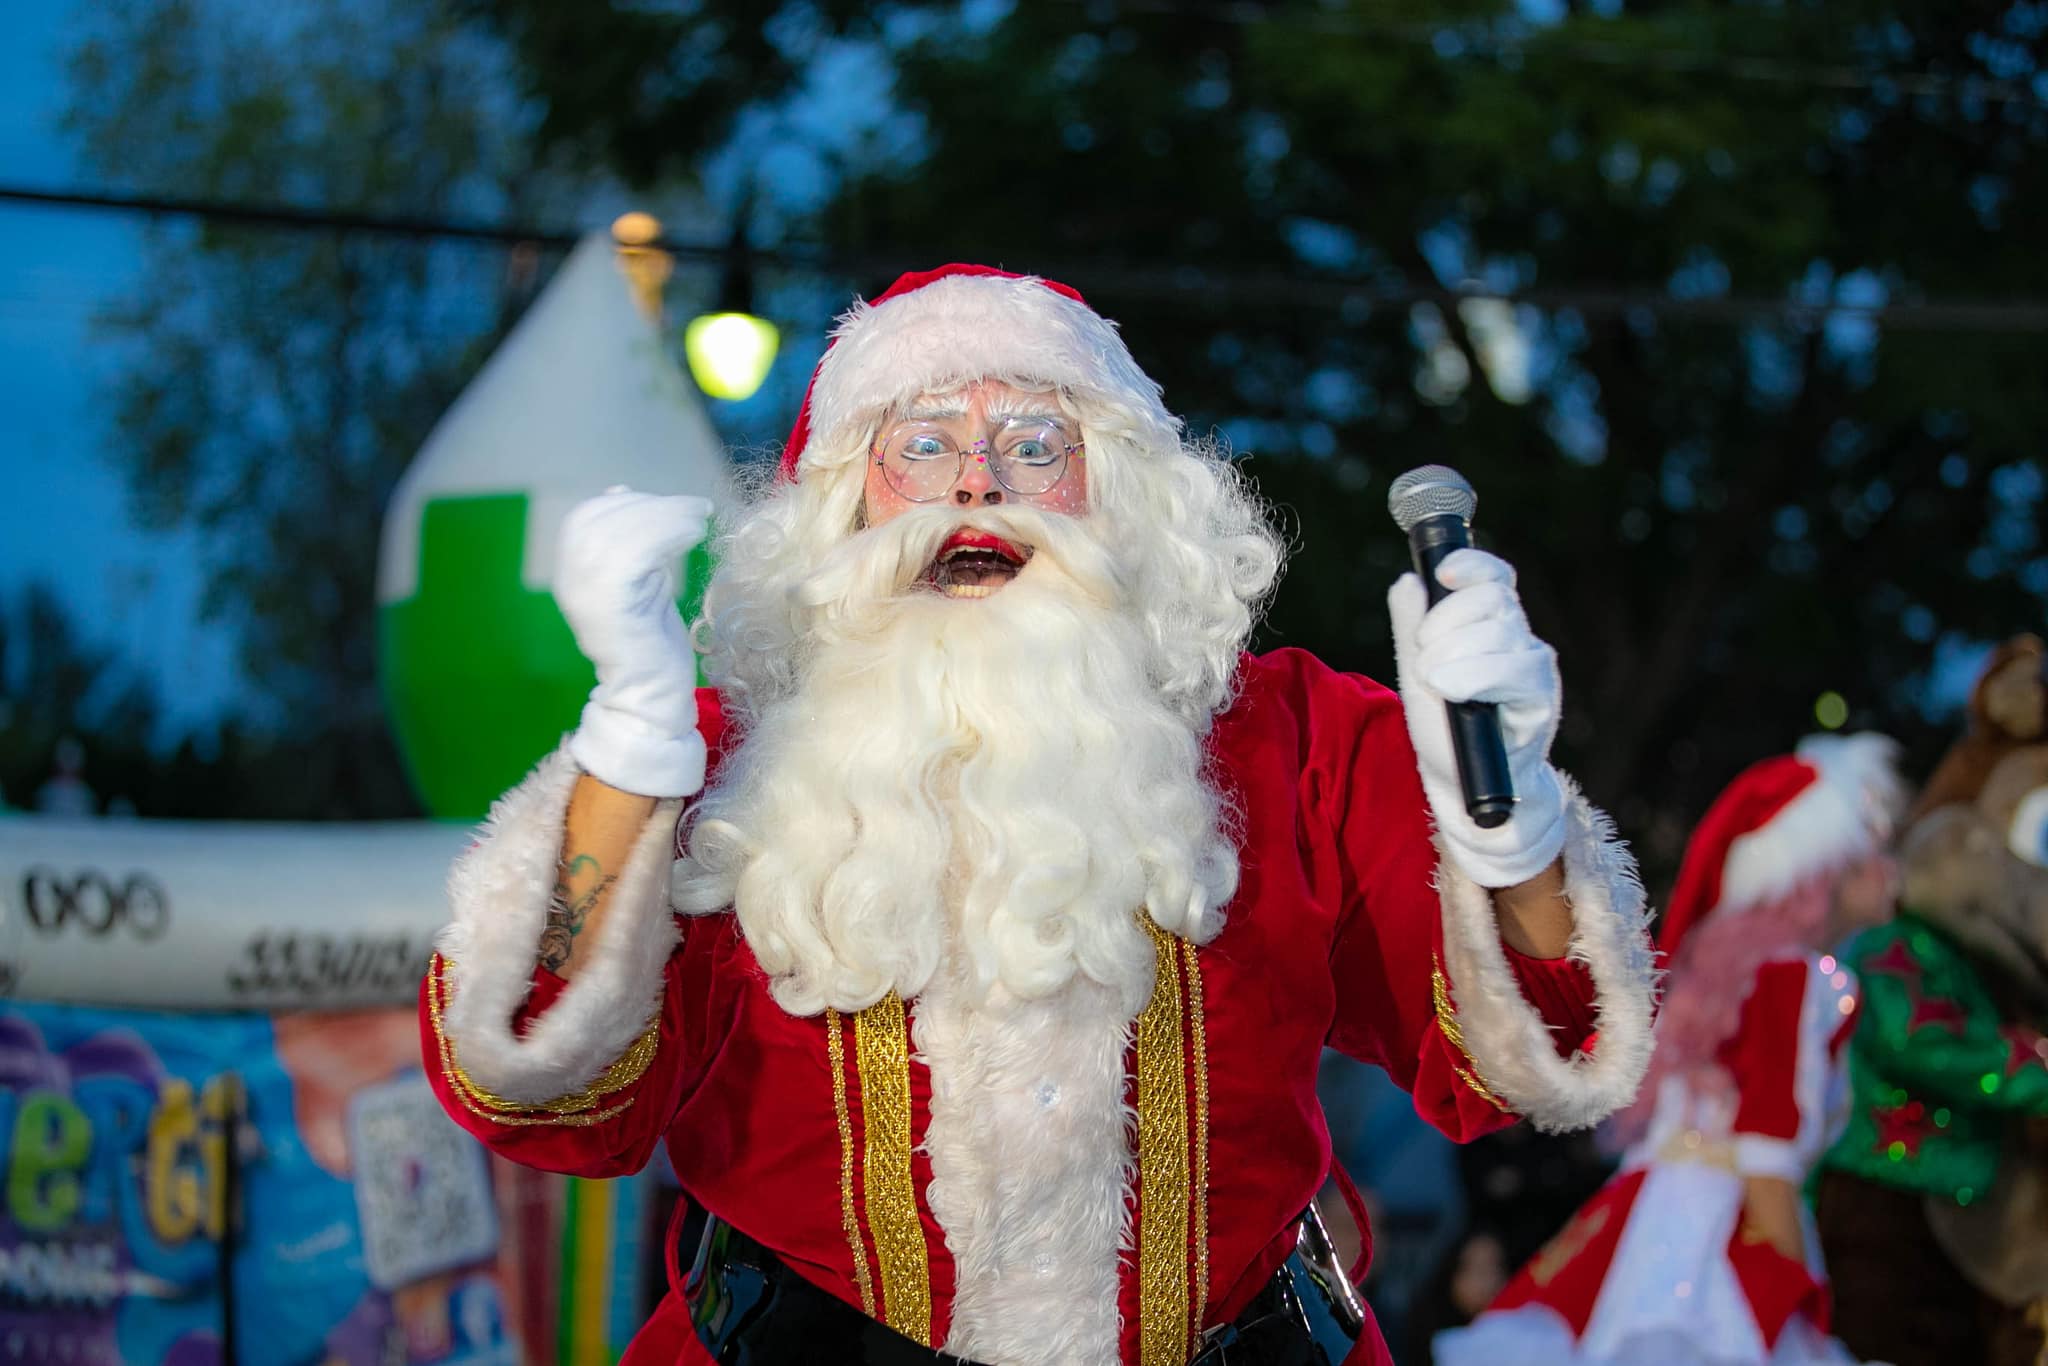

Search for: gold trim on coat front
xmin=854 ymin=991 xmax=933 ymax=1345
xmin=825 ymin=1008 xmax=880 ymax=1316
xmin=1135 ymin=918 xmax=1211 ymax=1365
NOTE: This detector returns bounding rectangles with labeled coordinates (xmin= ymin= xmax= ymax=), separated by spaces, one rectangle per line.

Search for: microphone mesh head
xmin=1387 ymin=464 xmax=1477 ymax=532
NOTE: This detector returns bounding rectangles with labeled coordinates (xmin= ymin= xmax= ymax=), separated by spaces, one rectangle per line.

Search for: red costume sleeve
xmin=1274 ymin=650 xmax=1598 ymax=1141
xmin=420 ymin=954 xmax=692 ymax=1177
xmin=1728 ymin=960 xmax=1811 ymax=1145
xmin=1503 ymin=947 xmax=1600 ymax=1055
xmin=417 ymin=689 xmax=735 ymax=1178
xmin=1721 ymin=955 xmax=1856 ymax=1180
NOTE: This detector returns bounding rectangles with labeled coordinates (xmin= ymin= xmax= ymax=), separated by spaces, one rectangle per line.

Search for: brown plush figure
xmin=1816 ymin=634 xmax=2048 ymax=1366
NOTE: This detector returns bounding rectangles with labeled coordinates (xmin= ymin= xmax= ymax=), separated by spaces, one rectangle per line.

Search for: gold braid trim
xmin=427 ymin=954 xmax=653 ymax=1126
xmin=826 ymin=1009 xmax=879 ymax=1317
xmin=1431 ymin=954 xmax=1509 ymax=1112
xmin=855 ymin=991 xmax=932 ymax=1346
xmin=1528 ymin=1203 xmax=1609 ymax=1287
xmin=1135 ymin=917 xmax=1193 ymax=1366
xmin=1181 ymin=937 xmax=1212 ymax=1343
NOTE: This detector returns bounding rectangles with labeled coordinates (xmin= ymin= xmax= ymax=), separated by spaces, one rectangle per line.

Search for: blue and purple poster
xmin=0 ymin=1003 xmax=523 ymax=1366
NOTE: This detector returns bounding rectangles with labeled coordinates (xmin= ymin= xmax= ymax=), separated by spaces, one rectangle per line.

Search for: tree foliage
xmin=480 ymin=0 xmax=2048 ymax=878
xmin=0 ymin=586 xmax=324 ymax=820
xmin=63 ymin=0 xmax=587 ymax=816
xmin=0 ymin=585 xmax=160 ymax=814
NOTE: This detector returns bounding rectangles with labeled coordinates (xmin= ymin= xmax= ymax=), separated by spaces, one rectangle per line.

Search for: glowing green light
xmin=1981 ymin=1073 xmax=2000 ymax=1094
xmin=1956 ymin=1187 xmax=1973 ymax=1205
xmin=685 ymin=311 xmax=781 ymax=401
xmin=1934 ymin=1108 xmax=1951 ymax=1127
xmin=1814 ymin=691 xmax=1849 ymax=730
xmin=1887 ymin=1141 xmax=1906 ymax=1161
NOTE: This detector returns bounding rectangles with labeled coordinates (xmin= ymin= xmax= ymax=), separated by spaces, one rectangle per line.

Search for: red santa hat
xmin=778 ymin=263 xmax=1174 ymax=482
xmin=1655 ymin=732 xmax=1906 ymax=959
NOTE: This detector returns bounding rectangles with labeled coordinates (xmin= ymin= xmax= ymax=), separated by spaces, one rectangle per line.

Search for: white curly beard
xmin=671 ymin=501 xmax=1238 ymax=1021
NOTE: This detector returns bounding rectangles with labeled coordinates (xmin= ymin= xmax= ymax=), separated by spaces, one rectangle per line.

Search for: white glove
xmin=1388 ymin=547 xmax=1566 ymax=888
xmin=555 ymin=487 xmax=714 ymax=798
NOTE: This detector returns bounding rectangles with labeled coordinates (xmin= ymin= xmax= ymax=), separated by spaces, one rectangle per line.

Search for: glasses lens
xmin=990 ymin=420 xmax=1076 ymax=495
xmin=877 ymin=423 xmax=960 ymax=501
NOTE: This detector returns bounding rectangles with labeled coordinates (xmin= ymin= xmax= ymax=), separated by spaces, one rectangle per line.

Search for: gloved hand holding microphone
xmin=1387 ymin=466 xmax=1568 ymax=891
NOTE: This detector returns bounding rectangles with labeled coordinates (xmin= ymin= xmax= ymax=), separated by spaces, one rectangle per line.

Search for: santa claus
xmin=420 ymin=265 xmax=1658 ymax=1365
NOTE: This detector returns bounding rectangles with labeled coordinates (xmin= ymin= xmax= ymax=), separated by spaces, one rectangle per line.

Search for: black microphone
xmin=1388 ymin=465 xmax=1515 ymax=829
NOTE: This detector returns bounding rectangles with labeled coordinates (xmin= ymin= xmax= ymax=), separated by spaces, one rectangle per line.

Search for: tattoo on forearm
xmin=538 ymin=854 xmax=617 ymax=973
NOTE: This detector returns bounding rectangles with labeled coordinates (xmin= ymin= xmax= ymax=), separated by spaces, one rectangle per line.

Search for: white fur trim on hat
xmin=1718 ymin=732 xmax=1905 ymax=915
xmin=798 ymin=273 xmax=1176 ymax=472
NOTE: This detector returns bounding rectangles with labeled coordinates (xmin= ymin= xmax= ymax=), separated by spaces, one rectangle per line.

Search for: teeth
xmin=939 ymin=542 xmax=1021 ymax=566
xmin=941 ymin=582 xmax=994 ymax=599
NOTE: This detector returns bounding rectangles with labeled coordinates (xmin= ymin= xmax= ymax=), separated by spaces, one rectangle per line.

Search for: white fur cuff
xmin=1734 ymin=1135 xmax=1804 ymax=1181
xmin=434 ymin=746 xmax=683 ymax=1106
xmin=1436 ymin=775 xmax=1658 ymax=1133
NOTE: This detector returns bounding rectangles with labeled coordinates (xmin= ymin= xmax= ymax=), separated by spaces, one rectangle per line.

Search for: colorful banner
xmin=0 ymin=803 xmax=680 ymax=1363
xmin=0 ymin=1001 xmax=671 ymax=1366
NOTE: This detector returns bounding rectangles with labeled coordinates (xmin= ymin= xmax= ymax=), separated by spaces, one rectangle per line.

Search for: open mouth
xmin=926 ymin=528 xmax=1030 ymax=599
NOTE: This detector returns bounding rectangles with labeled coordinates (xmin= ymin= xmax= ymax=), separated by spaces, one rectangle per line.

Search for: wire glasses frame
xmin=869 ymin=417 xmax=1085 ymax=502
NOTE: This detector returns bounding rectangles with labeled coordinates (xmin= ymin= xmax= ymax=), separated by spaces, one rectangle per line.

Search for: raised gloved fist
xmin=1388 ymin=547 xmax=1566 ymax=888
xmin=556 ymin=487 xmax=715 ymax=798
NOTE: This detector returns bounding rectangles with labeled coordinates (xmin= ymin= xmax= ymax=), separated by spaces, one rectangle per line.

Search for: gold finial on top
xmin=611 ymin=212 xmax=672 ymax=319
xmin=611 ymin=211 xmax=662 ymax=246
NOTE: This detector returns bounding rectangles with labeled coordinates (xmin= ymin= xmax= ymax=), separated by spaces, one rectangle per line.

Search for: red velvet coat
xmin=423 ymin=649 xmax=1617 ymax=1365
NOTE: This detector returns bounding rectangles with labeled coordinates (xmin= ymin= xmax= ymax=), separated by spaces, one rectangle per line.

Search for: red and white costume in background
xmin=417 ymin=267 xmax=1659 ymax=1366
xmin=1437 ymin=737 xmax=1900 ymax=1366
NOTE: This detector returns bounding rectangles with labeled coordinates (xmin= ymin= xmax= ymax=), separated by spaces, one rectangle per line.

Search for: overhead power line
xmin=5 ymin=183 xmax=2048 ymax=332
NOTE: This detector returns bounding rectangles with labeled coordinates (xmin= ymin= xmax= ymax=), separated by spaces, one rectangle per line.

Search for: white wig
xmin=673 ymin=268 xmax=1287 ymax=1015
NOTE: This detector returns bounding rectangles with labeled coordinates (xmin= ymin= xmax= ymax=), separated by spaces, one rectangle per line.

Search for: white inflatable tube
xmin=0 ymin=816 xmax=469 ymax=1011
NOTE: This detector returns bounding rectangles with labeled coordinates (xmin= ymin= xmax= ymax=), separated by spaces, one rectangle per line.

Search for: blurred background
xmin=0 ymin=0 xmax=2042 ymax=1362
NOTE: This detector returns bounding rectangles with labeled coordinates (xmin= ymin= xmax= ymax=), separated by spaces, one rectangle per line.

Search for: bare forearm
xmin=541 ymin=774 xmax=658 ymax=981
xmin=1740 ymin=1175 xmax=1807 ymax=1262
xmin=1492 ymin=859 xmax=1572 ymax=958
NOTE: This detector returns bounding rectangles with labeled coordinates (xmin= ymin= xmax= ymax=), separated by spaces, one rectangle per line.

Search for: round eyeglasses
xmin=870 ymin=418 xmax=1083 ymax=502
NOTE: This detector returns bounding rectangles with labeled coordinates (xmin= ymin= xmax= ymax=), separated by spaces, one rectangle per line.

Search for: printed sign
xmin=347 ymin=1075 xmax=498 ymax=1291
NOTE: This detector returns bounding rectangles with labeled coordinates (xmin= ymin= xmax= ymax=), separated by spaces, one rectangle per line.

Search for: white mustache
xmin=789 ymin=506 xmax=1127 ymax=616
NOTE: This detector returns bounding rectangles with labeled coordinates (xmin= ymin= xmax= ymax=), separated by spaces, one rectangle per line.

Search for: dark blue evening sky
xmin=0 ymin=0 xmax=240 ymax=737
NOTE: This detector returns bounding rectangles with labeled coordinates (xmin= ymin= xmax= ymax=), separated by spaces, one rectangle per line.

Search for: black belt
xmin=684 ymin=1215 xmax=1331 ymax=1365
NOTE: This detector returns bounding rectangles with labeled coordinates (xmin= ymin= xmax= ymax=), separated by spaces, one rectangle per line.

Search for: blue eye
xmin=901 ymin=435 xmax=951 ymax=460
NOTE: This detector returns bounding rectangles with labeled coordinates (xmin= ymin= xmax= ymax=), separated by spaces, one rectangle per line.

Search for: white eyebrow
xmin=987 ymin=405 xmax=1068 ymax=426
xmin=900 ymin=401 xmax=967 ymax=422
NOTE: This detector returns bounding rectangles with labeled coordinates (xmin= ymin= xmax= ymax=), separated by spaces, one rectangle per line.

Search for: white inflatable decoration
xmin=379 ymin=224 xmax=727 ymax=607
xmin=0 ymin=817 xmax=468 ymax=1010
xmin=378 ymin=222 xmax=732 ymax=821
xmin=0 ymin=222 xmax=733 ymax=1010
